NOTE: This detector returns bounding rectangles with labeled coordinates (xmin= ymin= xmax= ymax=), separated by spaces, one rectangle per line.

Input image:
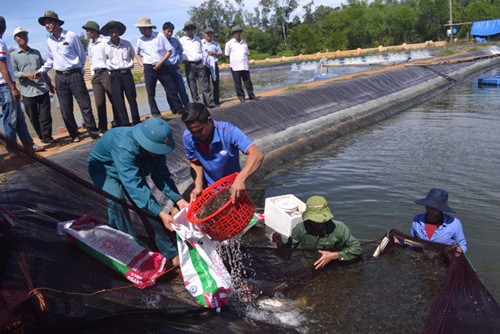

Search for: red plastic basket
xmin=186 ymin=173 xmax=255 ymax=241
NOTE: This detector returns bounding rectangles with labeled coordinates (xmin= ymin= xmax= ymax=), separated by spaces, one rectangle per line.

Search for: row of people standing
xmin=4 ymin=10 xmax=260 ymax=150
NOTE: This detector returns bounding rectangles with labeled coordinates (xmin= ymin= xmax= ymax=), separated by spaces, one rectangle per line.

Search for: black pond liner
xmin=1 ymin=138 xmax=499 ymax=333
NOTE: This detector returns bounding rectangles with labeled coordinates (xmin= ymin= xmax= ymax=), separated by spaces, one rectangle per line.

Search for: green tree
xmin=340 ymin=0 xmax=371 ymax=49
xmin=186 ymin=0 xmax=237 ymax=40
xmin=316 ymin=8 xmax=348 ymax=51
xmin=463 ymin=0 xmax=500 ymax=21
xmin=288 ymin=23 xmax=321 ymax=54
xmin=302 ymin=1 xmax=315 ymax=24
xmin=416 ymin=0 xmax=449 ymax=41
xmin=245 ymin=28 xmax=283 ymax=55
xmin=257 ymin=0 xmax=299 ymax=44
xmin=79 ymin=32 xmax=89 ymax=51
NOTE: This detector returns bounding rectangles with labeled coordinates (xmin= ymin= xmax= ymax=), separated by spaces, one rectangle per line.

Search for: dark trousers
xmin=143 ymin=63 xmax=184 ymax=115
xmin=109 ymin=69 xmax=140 ymax=126
xmin=21 ymin=92 xmax=52 ymax=141
xmin=230 ymin=69 xmax=254 ymax=99
xmin=184 ymin=61 xmax=214 ymax=106
xmin=166 ymin=66 xmax=190 ymax=108
xmin=91 ymin=70 xmax=119 ymax=132
xmin=55 ymin=71 xmax=97 ymax=139
xmin=205 ymin=63 xmax=220 ymax=105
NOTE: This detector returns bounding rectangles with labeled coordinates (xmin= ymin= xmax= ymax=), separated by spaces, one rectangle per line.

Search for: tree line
xmin=186 ymin=0 xmax=500 ymax=59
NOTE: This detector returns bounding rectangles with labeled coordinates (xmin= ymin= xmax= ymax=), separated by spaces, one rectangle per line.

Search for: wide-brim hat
xmin=183 ymin=21 xmax=197 ymax=31
xmin=302 ymin=196 xmax=334 ymax=223
xmin=231 ymin=25 xmax=243 ymax=34
xmin=13 ymin=27 xmax=29 ymax=37
xmin=101 ymin=20 xmax=126 ymax=36
xmin=82 ymin=20 xmax=100 ymax=32
xmin=38 ymin=10 xmax=64 ymax=26
xmin=414 ymin=188 xmax=455 ymax=213
xmin=132 ymin=118 xmax=175 ymax=155
xmin=134 ymin=17 xmax=156 ymax=29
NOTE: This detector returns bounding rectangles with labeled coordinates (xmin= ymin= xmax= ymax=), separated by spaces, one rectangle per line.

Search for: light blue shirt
xmin=38 ymin=29 xmax=86 ymax=72
xmin=166 ymin=37 xmax=183 ymax=66
xmin=410 ymin=213 xmax=468 ymax=253
xmin=201 ymin=39 xmax=222 ymax=62
xmin=0 ymin=38 xmax=15 ymax=84
xmin=183 ymin=121 xmax=254 ymax=187
xmin=88 ymin=127 xmax=182 ymax=216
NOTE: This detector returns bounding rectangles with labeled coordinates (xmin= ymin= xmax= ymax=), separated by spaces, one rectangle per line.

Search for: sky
xmin=2 ymin=0 xmax=343 ymax=55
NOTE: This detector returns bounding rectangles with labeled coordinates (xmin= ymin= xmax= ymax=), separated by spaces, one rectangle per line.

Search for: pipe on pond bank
xmin=45 ymin=48 xmax=499 ymax=195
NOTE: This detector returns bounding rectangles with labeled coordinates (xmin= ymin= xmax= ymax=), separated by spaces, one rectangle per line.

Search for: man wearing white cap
xmin=134 ymin=17 xmax=184 ymax=116
xmin=11 ymin=27 xmax=56 ymax=144
xmin=0 ymin=17 xmax=42 ymax=154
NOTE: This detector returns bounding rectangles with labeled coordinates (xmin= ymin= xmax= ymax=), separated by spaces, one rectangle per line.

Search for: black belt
xmin=56 ymin=68 xmax=82 ymax=75
xmin=187 ymin=60 xmax=202 ymax=65
xmin=110 ymin=69 xmax=130 ymax=74
xmin=94 ymin=68 xmax=107 ymax=74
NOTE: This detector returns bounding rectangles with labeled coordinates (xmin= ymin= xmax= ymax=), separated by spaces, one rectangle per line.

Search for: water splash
xmin=291 ymin=50 xmax=434 ymax=72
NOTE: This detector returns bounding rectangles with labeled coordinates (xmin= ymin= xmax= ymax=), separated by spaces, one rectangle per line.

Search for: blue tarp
xmin=471 ymin=19 xmax=500 ymax=36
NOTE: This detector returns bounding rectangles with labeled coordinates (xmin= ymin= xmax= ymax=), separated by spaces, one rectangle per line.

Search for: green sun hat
xmin=231 ymin=25 xmax=243 ymax=34
xmin=132 ymin=118 xmax=175 ymax=155
xmin=38 ymin=10 xmax=64 ymax=26
xmin=302 ymin=196 xmax=334 ymax=223
xmin=82 ymin=20 xmax=100 ymax=32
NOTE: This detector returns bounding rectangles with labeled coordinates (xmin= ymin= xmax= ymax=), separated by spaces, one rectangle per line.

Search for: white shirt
xmin=39 ymin=29 xmax=86 ymax=72
xmin=135 ymin=31 xmax=172 ymax=64
xmin=88 ymin=37 xmax=108 ymax=74
xmin=179 ymin=35 xmax=203 ymax=62
xmin=0 ymin=38 xmax=15 ymax=84
xmin=224 ymin=38 xmax=249 ymax=71
xmin=105 ymin=39 xmax=135 ymax=70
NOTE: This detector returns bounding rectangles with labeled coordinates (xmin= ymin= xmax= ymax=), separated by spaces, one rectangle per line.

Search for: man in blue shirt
xmin=410 ymin=188 xmax=467 ymax=253
xmin=181 ymin=102 xmax=263 ymax=203
xmin=162 ymin=21 xmax=190 ymax=107
xmin=88 ymin=117 xmax=189 ymax=262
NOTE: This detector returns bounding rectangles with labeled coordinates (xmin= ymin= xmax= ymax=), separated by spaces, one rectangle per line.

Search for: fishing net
xmin=1 ymin=134 xmax=500 ymax=334
xmin=0 ymin=135 xmax=295 ymax=334
xmin=0 ymin=134 xmax=200 ymax=333
xmin=237 ymin=230 xmax=500 ymax=333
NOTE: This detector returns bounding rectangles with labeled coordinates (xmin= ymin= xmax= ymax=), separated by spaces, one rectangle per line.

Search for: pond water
xmin=251 ymin=67 xmax=500 ymax=306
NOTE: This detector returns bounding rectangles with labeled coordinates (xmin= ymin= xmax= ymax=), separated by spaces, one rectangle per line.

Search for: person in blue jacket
xmin=410 ymin=188 xmax=467 ymax=253
xmin=88 ymin=117 xmax=189 ymax=263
